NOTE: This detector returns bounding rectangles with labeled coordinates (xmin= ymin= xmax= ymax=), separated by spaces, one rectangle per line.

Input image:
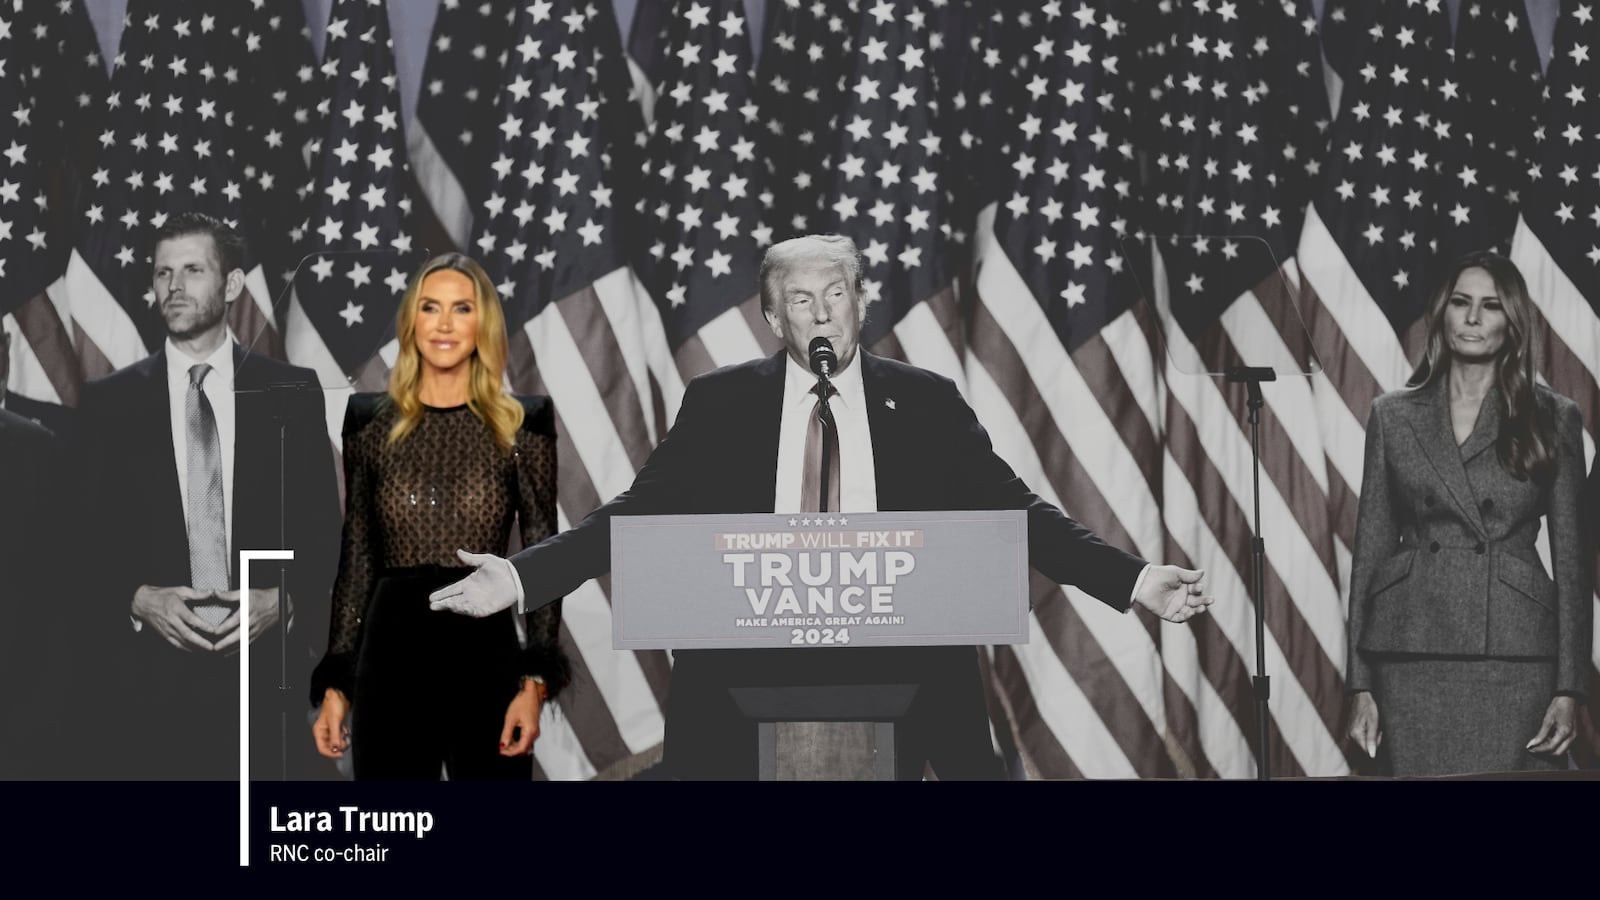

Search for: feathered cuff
xmin=309 ymin=652 xmax=356 ymax=707
xmin=518 ymin=641 xmax=572 ymax=702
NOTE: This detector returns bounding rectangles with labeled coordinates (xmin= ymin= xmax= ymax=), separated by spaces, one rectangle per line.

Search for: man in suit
xmin=432 ymin=234 xmax=1211 ymax=779
xmin=72 ymin=212 xmax=340 ymax=780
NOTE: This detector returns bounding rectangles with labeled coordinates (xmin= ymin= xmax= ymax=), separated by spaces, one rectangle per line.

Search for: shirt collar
xmin=784 ymin=349 xmax=863 ymax=409
xmin=166 ymin=337 xmax=235 ymax=391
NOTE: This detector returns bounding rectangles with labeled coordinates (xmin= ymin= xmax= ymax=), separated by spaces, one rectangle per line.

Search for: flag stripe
xmin=964 ymin=312 xmax=1174 ymax=775
xmin=988 ymin=645 xmax=1086 ymax=780
xmin=8 ymin=291 xmax=79 ymax=405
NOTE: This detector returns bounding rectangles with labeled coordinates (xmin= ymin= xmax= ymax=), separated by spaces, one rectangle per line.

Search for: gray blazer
xmin=1346 ymin=377 xmax=1590 ymax=696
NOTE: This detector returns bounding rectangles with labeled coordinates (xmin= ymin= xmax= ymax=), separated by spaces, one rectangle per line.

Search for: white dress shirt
xmin=773 ymin=352 xmax=877 ymax=514
xmin=166 ymin=338 xmax=237 ymax=558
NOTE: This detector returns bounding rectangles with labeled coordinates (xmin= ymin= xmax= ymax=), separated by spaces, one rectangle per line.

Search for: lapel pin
xmin=885 ymin=398 xmax=896 ymax=410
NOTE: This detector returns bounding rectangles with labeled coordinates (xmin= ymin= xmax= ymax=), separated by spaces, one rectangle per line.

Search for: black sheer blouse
xmin=310 ymin=395 xmax=568 ymax=703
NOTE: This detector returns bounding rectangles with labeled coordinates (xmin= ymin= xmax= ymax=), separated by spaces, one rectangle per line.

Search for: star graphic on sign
xmin=1060 ymin=282 xmax=1087 ymax=307
xmin=554 ymin=169 xmax=580 ymax=195
xmin=115 ymin=246 xmax=136 ymax=267
xmin=354 ymin=223 xmax=380 ymax=249
xmin=310 ymin=256 xmax=336 ymax=281
xmin=386 ymin=268 xmax=409 ymax=294
xmin=338 ymin=301 xmax=364 ymax=327
xmin=578 ymin=219 xmax=604 ymax=246
xmin=347 ymin=263 xmax=372 ymax=288
xmin=317 ymin=216 xmax=343 ymax=244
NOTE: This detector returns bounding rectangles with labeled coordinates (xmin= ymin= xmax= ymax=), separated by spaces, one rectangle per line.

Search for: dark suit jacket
xmin=73 ymin=344 xmax=341 ymax=778
xmin=511 ymin=351 xmax=1148 ymax=778
xmin=0 ymin=408 xmax=62 ymax=777
xmin=1347 ymin=378 xmax=1590 ymax=696
xmin=3 ymin=390 xmax=74 ymax=445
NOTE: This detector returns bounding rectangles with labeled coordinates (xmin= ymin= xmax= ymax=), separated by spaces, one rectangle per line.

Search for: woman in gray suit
xmin=1345 ymin=250 xmax=1590 ymax=776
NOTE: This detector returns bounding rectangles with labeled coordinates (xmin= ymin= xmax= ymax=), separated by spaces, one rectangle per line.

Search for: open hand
xmin=1133 ymin=565 xmax=1212 ymax=623
xmin=428 ymin=549 xmax=519 ymax=618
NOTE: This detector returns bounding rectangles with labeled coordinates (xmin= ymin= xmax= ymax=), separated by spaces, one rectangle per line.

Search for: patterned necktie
xmin=801 ymin=381 xmax=840 ymax=513
xmin=186 ymin=363 xmax=230 ymax=598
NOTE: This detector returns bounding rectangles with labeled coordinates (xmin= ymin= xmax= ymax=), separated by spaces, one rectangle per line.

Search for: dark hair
xmin=1408 ymin=250 xmax=1555 ymax=482
xmin=152 ymin=211 xmax=247 ymax=275
xmin=758 ymin=234 xmax=866 ymax=314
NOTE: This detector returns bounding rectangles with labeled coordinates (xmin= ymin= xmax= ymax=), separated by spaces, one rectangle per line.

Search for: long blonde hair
xmin=1407 ymin=250 xmax=1555 ymax=482
xmin=387 ymin=252 xmax=524 ymax=451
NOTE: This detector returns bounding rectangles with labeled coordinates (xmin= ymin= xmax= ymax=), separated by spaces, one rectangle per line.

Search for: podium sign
xmin=611 ymin=510 xmax=1029 ymax=651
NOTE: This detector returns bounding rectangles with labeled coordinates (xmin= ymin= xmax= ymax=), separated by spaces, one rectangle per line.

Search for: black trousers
xmin=351 ymin=567 xmax=530 ymax=781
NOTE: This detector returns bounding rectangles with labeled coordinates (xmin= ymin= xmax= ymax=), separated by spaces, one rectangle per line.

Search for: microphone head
xmin=808 ymin=337 xmax=837 ymax=377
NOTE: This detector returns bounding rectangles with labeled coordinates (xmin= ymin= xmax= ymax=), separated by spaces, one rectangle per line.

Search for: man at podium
xmin=432 ymin=234 xmax=1212 ymax=779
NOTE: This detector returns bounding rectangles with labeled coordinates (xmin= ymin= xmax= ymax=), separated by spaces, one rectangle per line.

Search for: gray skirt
xmin=1371 ymin=656 xmax=1564 ymax=777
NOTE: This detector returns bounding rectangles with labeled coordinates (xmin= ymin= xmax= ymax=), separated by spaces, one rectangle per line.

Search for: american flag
xmin=1318 ymin=0 xmax=1376 ymax=85
xmin=1 ymin=1 xmax=75 ymax=406
xmin=2 ymin=0 xmax=104 ymax=411
xmin=1454 ymin=0 xmax=1543 ymax=252
xmin=468 ymin=0 xmax=683 ymax=780
xmin=285 ymin=0 xmax=421 ymax=420
xmin=1507 ymin=0 xmax=1600 ymax=756
xmin=410 ymin=0 xmax=517 ymax=250
xmin=627 ymin=0 xmax=780 ymax=377
xmin=964 ymin=0 xmax=1177 ymax=777
xmin=758 ymin=0 xmax=969 ymax=384
xmin=1143 ymin=0 xmax=1345 ymax=778
xmin=231 ymin=0 xmax=320 ymax=315
xmin=11 ymin=0 xmax=104 ymax=173
xmin=54 ymin=0 xmax=283 ymax=383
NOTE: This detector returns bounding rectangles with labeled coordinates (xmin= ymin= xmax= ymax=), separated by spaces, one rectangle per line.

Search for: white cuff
xmin=1126 ymin=563 xmax=1153 ymax=614
xmin=508 ymin=556 xmax=527 ymax=614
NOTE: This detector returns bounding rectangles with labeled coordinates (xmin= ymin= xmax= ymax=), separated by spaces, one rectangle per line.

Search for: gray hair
xmin=758 ymin=234 xmax=866 ymax=314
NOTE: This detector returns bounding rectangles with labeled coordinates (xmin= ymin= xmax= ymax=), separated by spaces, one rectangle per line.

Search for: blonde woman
xmin=310 ymin=253 xmax=567 ymax=779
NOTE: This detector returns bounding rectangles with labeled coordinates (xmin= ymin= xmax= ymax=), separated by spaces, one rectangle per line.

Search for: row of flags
xmin=1 ymin=0 xmax=1595 ymax=778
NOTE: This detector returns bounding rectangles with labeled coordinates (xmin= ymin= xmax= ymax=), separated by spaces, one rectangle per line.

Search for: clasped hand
xmin=131 ymin=585 xmax=287 ymax=653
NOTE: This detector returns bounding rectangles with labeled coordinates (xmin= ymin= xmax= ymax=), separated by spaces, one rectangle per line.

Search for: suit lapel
xmin=742 ymin=352 xmax=786 ymax=511
xmin=1458 ymin=383 xmax=1502 ymax=464
xmin=138 ymin=351 xmax=192 ymax=573
xmin=861 ymin=353 xmax=911 ymax=510
xmin=232 ymin=343 xmax=262 ymax=554
xmin=1402 ymin=378 xmax=1487 ymax=536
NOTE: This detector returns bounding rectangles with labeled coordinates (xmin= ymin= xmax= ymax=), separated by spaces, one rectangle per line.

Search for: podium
xmin=612 ymin=510 xmax=1029 ymax=780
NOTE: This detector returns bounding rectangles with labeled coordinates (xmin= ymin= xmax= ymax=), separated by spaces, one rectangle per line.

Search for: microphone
xmin=808 ymin=336 xmax=837 ymax=379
